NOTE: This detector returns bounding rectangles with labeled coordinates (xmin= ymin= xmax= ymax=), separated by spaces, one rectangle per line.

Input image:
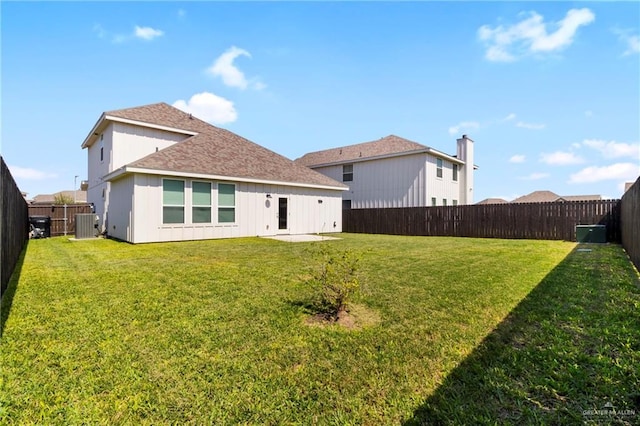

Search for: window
xmin=100 ymin=134 xmax=104 ymax=163
xmin=342 ymin=200 xmax=352 ymax=210
xmin=192 ymin=182 xmax=212 ymax=223
xmin=218 ymin=183 xmax=236 ymax=223
xmin=453 ymin=200 xmax=458 ymax=206
xmin=163 ymin=179 xmax=185 ymax=224
xmin=453 ymin=164 xmax=458 ymax=182
xmin=443 ymin=199 xmax=447 ymax=206
xmin=431 ymin=197 xmax=437 ymax=207
xmin=436 ymin=158 xmax=443 ymax=178
xmin=343 ymin=164 xmax=353 ymax=182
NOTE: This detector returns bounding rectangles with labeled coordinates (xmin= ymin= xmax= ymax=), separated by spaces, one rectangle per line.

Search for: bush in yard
xmin=307 ymin=245 xmax=361 ymax=318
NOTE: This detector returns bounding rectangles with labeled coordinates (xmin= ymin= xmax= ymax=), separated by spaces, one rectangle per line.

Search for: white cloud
xmin=569 ymin=163 xmax=639 ymax=184
xmin=540 ymin=151 xmax=585 ymax=165
xmin=516 ymin=121 xmax=546 ymax=130
xmin=509 ymin=154 xmax=526 ymax=163
xmin=134 ymin=26 xmax=164 ymax=41
xmin=178 ymin=9 xmax=186 ymax=19
xmin=613 ymin=29 xmax=640 ymax=56
xmin=448 ymin=121 xmax=480 ymax=136
xmin=172 ymin=92 xmax=237 ymax=124
xmin=208 ymin=46 xmax=252 ymax=89
xmin=582 ymin=139 xmax=640 ymax=159
xmin=8 ymin=165 xmax=57 ymax=180
xmin=503 ymin=113 xmax=517 ymax=121
xmin=478 ymin=8 xmax=595 ymax=62
xmin=93 ymin=23 xmax=107 ymax=39
xmin=519 ymin=172 xmax=550 ymax=180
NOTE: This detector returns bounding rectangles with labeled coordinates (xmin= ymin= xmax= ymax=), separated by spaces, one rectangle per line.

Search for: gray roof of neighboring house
xmin=91 ymin=103 xmax=346 ymax=189
xmin=512 ymin=190 xmax=602 ymax=203
xmin=476 ymin=198 xmax=509 ymax=205
xmin=295 ymin=135 xmax=456 ymax=167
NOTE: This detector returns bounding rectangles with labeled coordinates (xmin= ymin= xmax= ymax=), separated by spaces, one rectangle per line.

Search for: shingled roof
xmin=90 ymin=103 xmax=346 ymax=189
xmin=295 ymin=135 xmax=437 ymax=167
xmin=512 ymin=190 xmax=602 ymax=203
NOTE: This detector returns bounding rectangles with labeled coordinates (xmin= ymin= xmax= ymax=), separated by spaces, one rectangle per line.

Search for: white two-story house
xmin=296 ymin=134 xmax=476 ymax=208
xmin=81 ymin=102 xmax=346 ymax=243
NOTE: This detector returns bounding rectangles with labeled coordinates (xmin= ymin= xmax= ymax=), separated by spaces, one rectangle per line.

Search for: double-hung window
xmin=453 ymin=164 xmax=458 ymax=181
xmin=218 ymin=183 xmax=236 ymax=223
xmin=436 ymin=158 xmax=443 ymax=178
xmin=343 ymin=164 xmax=353 ymax=182
xmin=192 ymin=182 xmax=212 ymax=223
xmin=163 ymin=179 xmax=185 ymax=224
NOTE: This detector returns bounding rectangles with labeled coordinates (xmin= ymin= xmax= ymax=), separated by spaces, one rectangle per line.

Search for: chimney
xmin=456 ymin=134 xmax=475 ymax=205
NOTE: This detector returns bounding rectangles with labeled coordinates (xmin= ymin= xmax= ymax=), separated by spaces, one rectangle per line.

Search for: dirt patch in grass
xmin=304 ymin=303 xmax=380 ymax=330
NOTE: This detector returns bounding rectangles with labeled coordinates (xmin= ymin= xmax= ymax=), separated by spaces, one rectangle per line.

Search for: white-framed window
xmin=436 ymin=158 xmax=443 ymax=178
xmin=431 ymin=197 xmax=437 ymax=207
xmin=163 ymin=179 xmax=185 ymax=224
xmin=453 ymin=200 xmax=458 ymax=206
xmin=343 ymin=164 xmax=353 ymax=182
xmin=218 ymin=183 xmax=236 ymax=223
xmin=453 ymin=164 xmax=458 ymax=182
xmin=192 ymin=181 xmax=212 ymax=223
xmin=443 ymin=198 xmax=447 ymax=206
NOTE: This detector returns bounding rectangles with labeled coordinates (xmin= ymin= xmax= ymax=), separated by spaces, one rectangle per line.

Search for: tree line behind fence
xmin=343 ymin=199 xmax=622 ymax=243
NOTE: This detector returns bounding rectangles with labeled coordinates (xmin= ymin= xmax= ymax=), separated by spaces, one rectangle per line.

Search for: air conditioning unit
xmin=75 ymin=214 xmax=98 ymax=239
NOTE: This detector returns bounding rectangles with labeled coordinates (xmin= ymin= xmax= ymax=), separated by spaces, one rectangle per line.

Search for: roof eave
xmin=104 ymin=166 xmax=348 ymax=191
xmin=81 ymin=114 xmax=199 ymax=149
xmin=307 ymin=148 xmax=466 ymax=168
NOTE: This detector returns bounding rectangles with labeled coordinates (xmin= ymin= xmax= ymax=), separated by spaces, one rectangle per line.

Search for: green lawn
xmin=1 ymin=234 xmax=638 ymax=424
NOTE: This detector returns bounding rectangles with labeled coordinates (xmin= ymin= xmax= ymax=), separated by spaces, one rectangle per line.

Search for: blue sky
xmin=2 ymin=1 xmax=639 ymax=202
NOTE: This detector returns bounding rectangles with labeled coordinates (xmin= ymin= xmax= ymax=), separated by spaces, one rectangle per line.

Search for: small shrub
xmin=307 ymin=246 xmax=361 ymax=317
xmin=53 ymin=194 xmax=74 ymax=205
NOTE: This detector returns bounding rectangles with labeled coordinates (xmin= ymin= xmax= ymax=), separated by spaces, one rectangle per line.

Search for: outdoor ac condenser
xmin=75 ymin=214 xmax=97 ymax=239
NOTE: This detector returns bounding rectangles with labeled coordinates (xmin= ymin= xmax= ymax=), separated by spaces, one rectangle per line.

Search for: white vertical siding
xmin=124 ymin=174 xmax=342 ymax=243
xmin=108 ymin=175 xmax=134 ymax=241
xmin=112 ymin=123 xmax=187 ymax=170
xmin=312 ymin=153 xmax=463 ymax=208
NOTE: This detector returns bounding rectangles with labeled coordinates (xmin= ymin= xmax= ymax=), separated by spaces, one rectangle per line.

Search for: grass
xmin=1 ymin=234 xmax=638 ymax=424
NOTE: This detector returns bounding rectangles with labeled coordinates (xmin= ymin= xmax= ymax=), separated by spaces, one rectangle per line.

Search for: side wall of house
xmin=87 ymin=123 xmax=190 ymax=233
xmin=108 ymin=174 xmax=134 ymax=242
xmin=123 ymin=174 xmax=342 ymax=243
xmin=312 ymin=153 xmax=461 ymax=208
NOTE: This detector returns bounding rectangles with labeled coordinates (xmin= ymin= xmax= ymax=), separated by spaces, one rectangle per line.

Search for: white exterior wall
xmin=313 ymin=153 xmax=462 ymax=208
xmin=112 ymin=123 xmax=187 ymax=170
xmin=115 ymin=174 xmax=342 ymax=243
xmin=87 ymin=123 xmax=190 ymax=233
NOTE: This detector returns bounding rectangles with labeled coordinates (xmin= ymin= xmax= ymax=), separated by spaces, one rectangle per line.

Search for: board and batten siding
xmin=87 ymin=123 xmax=191 ymax=233
xmin=117 ymin=174 xmax=342 ymax=243
xmin=313 ymin=153 xmax=461 ymax=208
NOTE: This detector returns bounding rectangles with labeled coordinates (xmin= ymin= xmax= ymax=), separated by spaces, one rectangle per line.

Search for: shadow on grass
xmin=405 ymin=244 xmax=640 ymax=425
xmin=1 ymin=241 xmax=28 ymax=338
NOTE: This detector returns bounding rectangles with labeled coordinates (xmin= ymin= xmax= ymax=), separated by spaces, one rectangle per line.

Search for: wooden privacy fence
xmin=343 ymin=200 xmax=621 ymax=243
xmin=28 ymin=204 xmax=93 ymax=237
xmin=621 ymin=177 xmax=640 ymax=271
xmin=1 ymin=156 xmax=29 ymax=299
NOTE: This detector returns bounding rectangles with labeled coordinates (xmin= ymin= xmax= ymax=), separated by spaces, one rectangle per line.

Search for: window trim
xmin=192 ymin=181 xmax=212 ymax=224
xmin=217 ymin=182 xmax=236 ymax=224
xmin=431 ymin=197 xmax=437 ymax=207
xmin=436 ymin=158 xmax=443 ymax=178
xmin=452 ymin=164 xmax=458 ymax=182
xmin=342 ymin=164 xmax=353 ymax=182
xmin=99 ymin=134 xmax=104 ymax=163
xmin=162 ymin=178 xmax=185 ymax=224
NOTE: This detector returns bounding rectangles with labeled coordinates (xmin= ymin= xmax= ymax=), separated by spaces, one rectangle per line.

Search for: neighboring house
xmin=81 ymin=102 xmax=346 ymax=244
xmin=476 ymin=198 xmax=508 ymax=205
xmin=296 ymin=134 xmax=476 ymax=208
xmin=511 ymin=190 xmax=602 ymax=203
xmin=31 ymin=190 xmax=88 ymax=204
